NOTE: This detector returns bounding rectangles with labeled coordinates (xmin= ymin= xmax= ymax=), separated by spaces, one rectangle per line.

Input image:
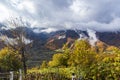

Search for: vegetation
xmin=40 ymin=61 xmax=48 ymax=69
xmin=0 ymin=47 xmax=22 ymax=71
xmin=24 ymin=72 xmax=70 ymax=80
xmin=0 ymin=39 xmax=120 ymax=80
xmin=34 ymin=40 xmax=119 ymax=80
xmin=2 ymin=18 xmax=32 ymax=75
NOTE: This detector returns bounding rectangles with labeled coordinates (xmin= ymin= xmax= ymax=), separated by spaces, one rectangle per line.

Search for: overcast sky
xmin=0 ymin=0 xmax=120 ymax=32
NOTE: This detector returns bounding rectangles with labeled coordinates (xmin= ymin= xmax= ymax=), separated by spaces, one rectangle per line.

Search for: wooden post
xmin=72 ymin=73 xmax=76 ymax=80
xmin=19 ymin=69 xmax=22 ymax=80
xmin=10 ymin=71 xmax=13 ymax=80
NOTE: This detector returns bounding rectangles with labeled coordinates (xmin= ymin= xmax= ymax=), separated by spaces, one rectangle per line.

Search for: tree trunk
xmin=21 ymin=47 xmax=27 ymax=75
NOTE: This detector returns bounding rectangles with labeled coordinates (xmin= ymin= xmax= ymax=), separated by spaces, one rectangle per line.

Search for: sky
xmin=0 ymin=0 xmax=120 ymax=32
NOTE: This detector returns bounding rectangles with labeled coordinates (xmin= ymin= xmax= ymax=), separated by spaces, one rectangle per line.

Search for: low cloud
xmin=0 ymin=0 xmax=120 ymax=32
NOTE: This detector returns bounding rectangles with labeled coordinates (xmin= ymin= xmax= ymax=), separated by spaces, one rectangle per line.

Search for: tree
xmin=87 ymin=52 xmax=120 ymax=80
xmin=48 ymin=43 xmax=71 ymax=67
xmin=40 ymin=61 xmax=48 ymax=69
xmin=47 ymin=39 xmax=120 ymax=79
xmin=68 ymin=40 xmax=96 ymax=66
xmin=49 ymin=53 xmax=69 ymax=67
xmin=2 ymin=17 xmax=32 ymax=75
xmin=0 ymin=47 xmax=22 ymax=71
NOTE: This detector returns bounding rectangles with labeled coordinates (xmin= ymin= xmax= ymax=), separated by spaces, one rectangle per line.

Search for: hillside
xmin=0 ymin=27 xmax=120 ymax=66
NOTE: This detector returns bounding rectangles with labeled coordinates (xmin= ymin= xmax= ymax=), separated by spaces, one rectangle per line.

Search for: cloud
xmin=0 ymin=34 xmax=32 ymax=45
xmin=87 ymin=29 xmax=98 ymax=46
xmin=0 ymin=3 xmax=12 ymax=21
xmin=33 ymin=27 xmax=58 ymax=33
xmin=0 ymin=0 xmax=120 ymax=32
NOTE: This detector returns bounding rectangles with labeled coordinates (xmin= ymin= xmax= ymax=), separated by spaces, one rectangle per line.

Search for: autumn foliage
xmin=48 ymin=40 xmax=120 ymax=79
xmin=0 ymin=47 xmax=22 ymax=71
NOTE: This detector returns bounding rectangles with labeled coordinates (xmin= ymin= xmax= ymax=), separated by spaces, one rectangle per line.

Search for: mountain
xmin=96 ymin=32 xmax=120 ymax=47
xmin=1 ymin=27 xmax=120 ymax=67
xmin=1 ymin=27 xmax=120 ymax=50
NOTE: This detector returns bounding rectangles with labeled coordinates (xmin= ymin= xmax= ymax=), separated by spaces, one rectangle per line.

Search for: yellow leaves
xmin=0 ymin=47 xmax=19 ymax=59
xmin=48 ymin=61 xmax=53 ymax=67
xmin=102 ymin=57 xmax=110 ymax=62
xmin=0 ymin=47 xmax=9 ymax=58
xmin=74 ymin=40 xmax=91 ymax=51
xmin=40 ymin=61 xmax=48 ymax=69
xmin=114 ymin=57 xmax=120 ymax=62
xmin=46 ymin=39 xmax=120 ymax=79
xmin=115 ymin=67 xmax=120 ymax=71
xmin=0 ymin=47 xmax=22 ymax=71
xmin=106 ymin=46 xmax=116 ymax=51
xmin=113 ymin=62 xmax=118 ymax=66
xmin=48 ymin=53 xmax=66 ymax=67
xmin=68 ymin=40 xmax=97 ymax=68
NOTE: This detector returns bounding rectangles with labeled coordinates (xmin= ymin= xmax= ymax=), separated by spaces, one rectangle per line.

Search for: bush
xmin=24 ymin=72 xmax=70 ymax=80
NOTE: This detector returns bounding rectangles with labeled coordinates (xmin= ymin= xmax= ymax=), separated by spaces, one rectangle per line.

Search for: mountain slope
xmin=96 ymin=32 xmax=120 ymax=47
xmin=1 ymin=27 xmax=120 ymax=50
xmin=1 ymin=27 xmax=120 ymax=67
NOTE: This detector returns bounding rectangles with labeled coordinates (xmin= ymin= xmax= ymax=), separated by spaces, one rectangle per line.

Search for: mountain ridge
xmin=0 ymin=27 xmax=120 ymax=50
xmin=1 ymin=26 xmax=120 ymax=66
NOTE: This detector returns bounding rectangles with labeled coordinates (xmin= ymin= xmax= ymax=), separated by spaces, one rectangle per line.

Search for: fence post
xmin=71 ymin=73 xmax=76 ymax=80
xmin=19 ymin=69 xmax=22 ymax=80
xmin=10 ymin=71 xmax=14 ymax=80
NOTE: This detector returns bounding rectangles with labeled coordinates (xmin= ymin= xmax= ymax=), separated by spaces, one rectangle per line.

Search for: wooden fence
xmin=0 ymin=69 xmax=22 ymax=80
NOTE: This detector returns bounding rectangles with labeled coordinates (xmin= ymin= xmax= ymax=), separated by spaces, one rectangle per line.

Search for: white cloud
xmin=33 ymin=28 xmax=58 ymax=33
xmin=17 ymin=0 xmax=36 ymax=13
xmin=0 ymin=3 xmax=11 ymax=21
xmin=0 ymin=34 xmax=32 ymax=45
xmin=70 ymin=0 xmax=94 ymax=21
xmin=87 ymin=29 xmax=98 ymax=46
xmin=0 ymin=0 xmax=120 ymax=32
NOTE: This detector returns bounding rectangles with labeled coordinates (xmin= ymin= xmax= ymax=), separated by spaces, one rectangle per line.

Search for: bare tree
xmin=1 ymin=17 xmax=32 ymax=75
